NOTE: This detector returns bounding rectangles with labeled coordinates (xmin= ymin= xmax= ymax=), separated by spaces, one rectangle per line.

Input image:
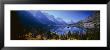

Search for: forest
xmin=11 ymin=10 xmax=100 ymax=40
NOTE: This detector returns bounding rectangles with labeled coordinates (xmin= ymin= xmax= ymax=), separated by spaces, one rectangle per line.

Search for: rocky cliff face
xmin=76 ymin=11 xmax=100 ymax=28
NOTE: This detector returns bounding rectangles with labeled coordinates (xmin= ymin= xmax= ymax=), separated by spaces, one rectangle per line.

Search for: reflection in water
xmin=50 ymin=25 xmax=86 ymax=35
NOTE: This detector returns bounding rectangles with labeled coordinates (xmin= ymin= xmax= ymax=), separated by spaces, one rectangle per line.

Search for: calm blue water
xmin=50 ymin=26 xmax=86 ymax=35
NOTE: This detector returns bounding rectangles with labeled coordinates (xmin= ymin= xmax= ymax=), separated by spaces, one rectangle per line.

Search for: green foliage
xmin=19 ymin=28 xmax=100 ymax=40
xmin=18 ymin=11 xmax=100 ymax=40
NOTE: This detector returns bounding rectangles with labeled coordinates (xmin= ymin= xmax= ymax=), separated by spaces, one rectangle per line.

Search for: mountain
xmin=43 ymin=12 xmax=67 ymax=25
xmin=17 ymin=10 xmax=68 ymax=28
xmin=33 ymin=11 xmax=56 ymax=25
xmin=68 ymin=20 xmax=76 ymax=24
xmin=75 ymin=11 xmax=100 ymax=28
xmin=56 ymin=18 xmax=67 ymax=25
xmin=17 ymin=11 xmax=44 ymax=28
xmin=45 ymin=14 xmax=61 ymax=24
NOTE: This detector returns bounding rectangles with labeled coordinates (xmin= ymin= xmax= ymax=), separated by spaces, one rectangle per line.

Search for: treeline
xmin=18 ymin=28 xmax=100 ymax=40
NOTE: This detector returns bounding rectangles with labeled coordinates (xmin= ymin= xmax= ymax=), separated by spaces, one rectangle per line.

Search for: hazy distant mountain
xmin=56 ymin=18 xmax=67 ymax=25
xmin=43 ymin=12 xmax=67 ymax=25
xmin=45 ymin=14 xmax=61 ymax=24
xmin=68 ymin=20 xmax=76 ymax=24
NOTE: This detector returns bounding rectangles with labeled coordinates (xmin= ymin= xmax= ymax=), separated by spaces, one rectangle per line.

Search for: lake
xmin=50 ymin=25 xmax=86 ymax=35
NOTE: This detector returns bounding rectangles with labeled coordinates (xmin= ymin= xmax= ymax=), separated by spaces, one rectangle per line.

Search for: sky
xmin=28 ymin=10 xmax=94 ymax=23
xmin=41 ymin=10 xmax=94 ymax=23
